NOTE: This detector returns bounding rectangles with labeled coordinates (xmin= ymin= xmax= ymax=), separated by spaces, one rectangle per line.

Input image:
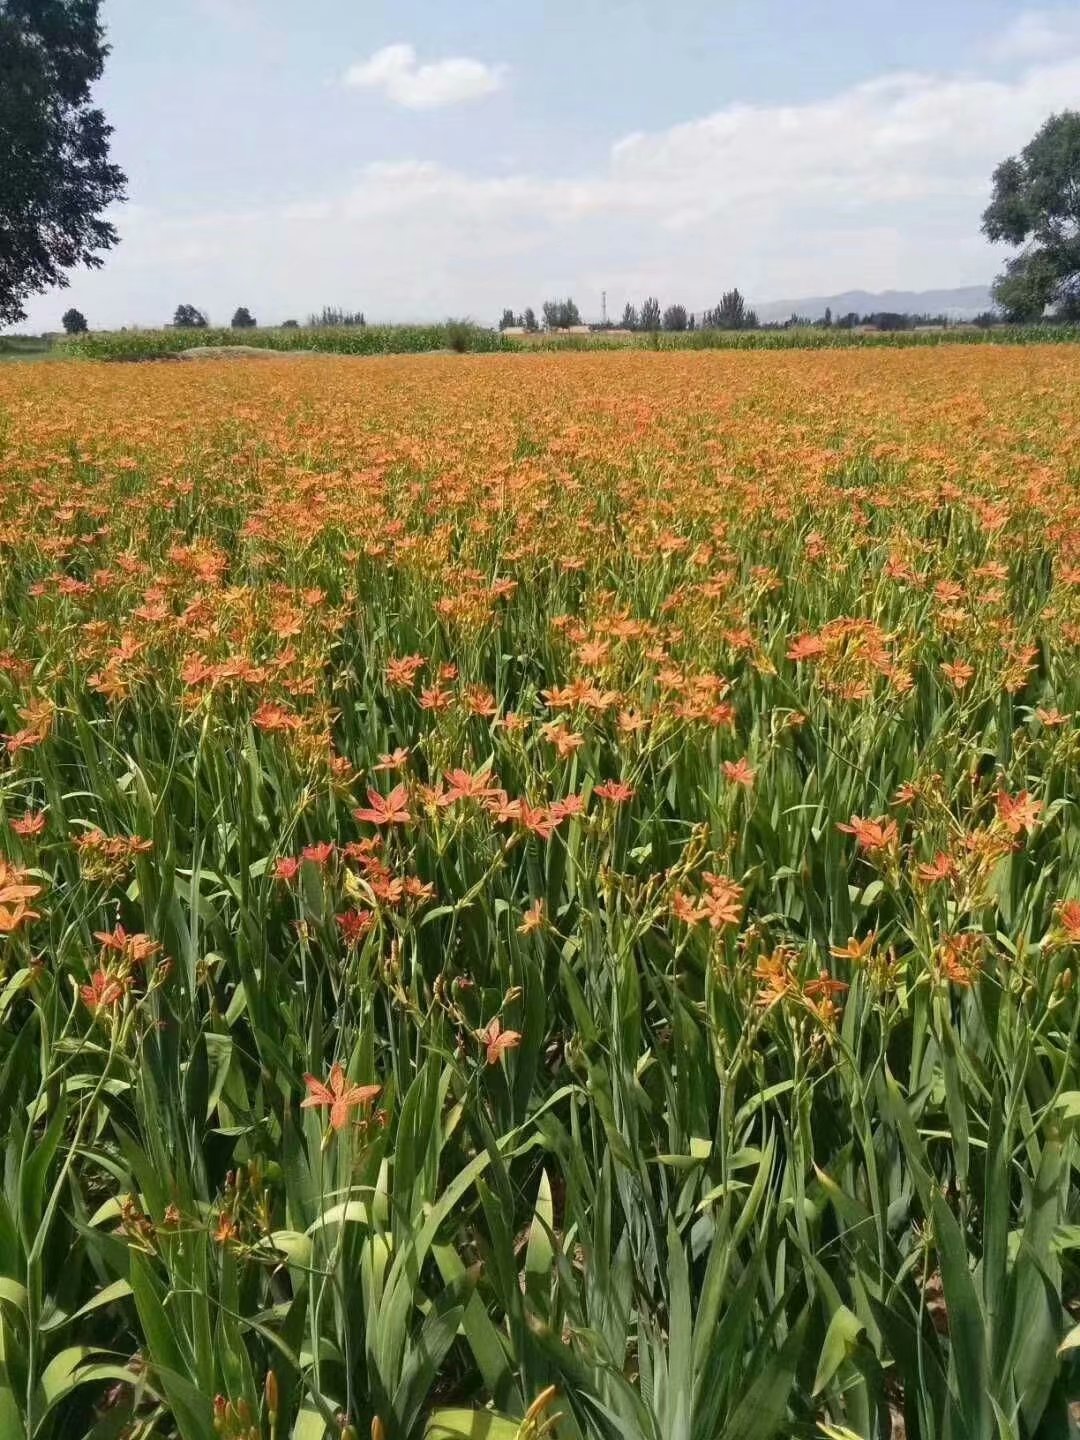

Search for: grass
xmin=0 ymin=344 xmax=1079 ymax=1439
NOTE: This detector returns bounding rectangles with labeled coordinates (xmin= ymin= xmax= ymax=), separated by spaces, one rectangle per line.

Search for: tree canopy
xmin=541 ymin=298 xmax=581 ymax=329
xmin=0 ymin=0 xmax=126 ymax=326
xmin=639 ymin=297 xmax=661 ymax=331
xmin=61 ymin=306 xmax=87 ymax=333
xmin=173 ymin=304 xmax=208 ymax=329
xmin=982 ymin=111 xmax=1080 ymax=321
xmin=231 ymin=306 xmax=256 ymax=329
xmin=703 ymin=290 xmax=758 ymax=330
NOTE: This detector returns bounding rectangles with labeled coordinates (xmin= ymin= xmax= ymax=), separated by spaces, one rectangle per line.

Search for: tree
xmin=281 ymin=319 xmax=299 ymax=329
xmin=982 ymin=112 xmax=1080 ymax=321
xmin=522 ymin=306 xmax=538 ymax=332
xmin=173 ymin=304 xmax=208 ymax=328
xmin=639 ymin=297 xmax=661 ymax=331
xmin=61 ymin=306 xmax=87 ymax=333
xmin=231 ymin=306 xmax=256 ymax=328
xmin=620 ymin=302 xmax=638 ymax=331
xmin=0 ymin=0 xmax=127 ymax=326
xmin=703 ymin=289 xmax=757 ymax=330
xmin=499 ymin=308 xmax=517 ymax=330
xmin=308 ymin=306 xmax=365 ymax=327
xmin=662 ymin=303 xmax=688 ymax=331
xmin=541 ymin=298 xmax=581 ymax=329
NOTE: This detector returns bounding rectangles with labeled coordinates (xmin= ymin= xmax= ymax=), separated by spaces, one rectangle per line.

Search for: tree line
xmin=500 ymin=290 xmax=760 ymax=332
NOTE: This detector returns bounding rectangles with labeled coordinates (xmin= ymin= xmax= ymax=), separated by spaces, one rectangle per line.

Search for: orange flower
xmin=441 ymin=768 xmax=502 ymax=806
xmin=482 ymin=1018 xmax=521 ymax=1066
xmin=213 ymin=1212 xmax=238 ymax=1246
xmin=1057 ymin=900 xmax=1080 ymax=944
xmin=94 ymin=925 xmax=161 ymax=965
xmin=786 ymin=634 xmax=825 ymax=662
xmin=996 ymin=790 xmax=1042 ymax=837
xmin=354 ymin=785 xmax=411 ymax=826
xmin=517 ymin=899 xmax=545 ymax=934
xmin=373 ymin=747 xmax=410 ymax=771
xmin=722 ymin=757 xmax=756 ymax=788
xmin=754 ymin=949 xmax=797 ymax=1009
xmin=838 ymin=815 xmax=899 ymax=854
xmin=80 ymin=968 xmax=127 ymax=1013
xmin=385 ymin=655 xmax=425 ymax=689
xmin=594 ymin=780 xmax=635 ymax=804
xmin=301 ymin=1064 xmax=381 ymax=1131
xmin=830 ymin=933 xmax=877 ymax=963
xmin=336 ymin=909 xmax=375 ymax=945
xmin=915 ymin=852 xmax=958 ymax=885
xmin=10 ymin=810 xmax=46 ymax=838
xmin=938 ymin=934 xmax=983 ymax=987
xmin=0 ymin=859 xmax=43 ymax=934
xmin=253 ymin=701 xmax=303 ymax=733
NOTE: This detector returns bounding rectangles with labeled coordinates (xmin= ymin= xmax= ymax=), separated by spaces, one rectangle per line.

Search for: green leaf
xmin=33 ymin=1347 xmax=145 ymax=1431
xmin=722 ymin=1308 xmax=808 ymax=1440
xmin=425 ymin=1411 xmax=522 ymax=1440
xmin=41 ymin=1278 xmax=133 ymax=1333
xmin=813 ymin=1305 xmax=864 ymax=1395
xmin=128 ymin=1252 xmax=216 ymax=1440
xmin=931 ymin=1193 xmax=991 ymax=1439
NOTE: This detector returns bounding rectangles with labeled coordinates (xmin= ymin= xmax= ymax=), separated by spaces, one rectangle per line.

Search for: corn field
xmin=1 ymin=347 xmax=1080 ymax=1439
xmin=57 ymin=322 xmax=1080 ymax=362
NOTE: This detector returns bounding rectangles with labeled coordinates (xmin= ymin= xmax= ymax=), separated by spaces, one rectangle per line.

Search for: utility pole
xmin=601 ymin=290 xmax=607 ymax=325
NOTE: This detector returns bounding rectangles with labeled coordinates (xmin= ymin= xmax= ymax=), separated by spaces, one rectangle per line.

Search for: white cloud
xmin=343 ymin=42 xmax=505 ymax=109
xmin=20 ymin=11 xmax=1080 ymax=329
xmin=985 ymin=8 xmax=1080 ymax=63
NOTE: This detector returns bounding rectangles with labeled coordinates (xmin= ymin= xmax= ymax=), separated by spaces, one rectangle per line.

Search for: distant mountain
xmin=752 ymin=285 xmax=994 ymax=323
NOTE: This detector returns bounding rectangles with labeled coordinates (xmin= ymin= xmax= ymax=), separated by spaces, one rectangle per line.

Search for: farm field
xmin=1 ymin=346 xmax=1080 ymax=1438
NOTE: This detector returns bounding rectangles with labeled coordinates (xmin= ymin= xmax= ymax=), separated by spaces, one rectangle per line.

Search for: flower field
xmin=2 ymin=346 xmax=1080 ymax=1439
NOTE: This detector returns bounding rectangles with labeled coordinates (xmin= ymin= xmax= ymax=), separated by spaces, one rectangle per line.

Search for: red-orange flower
xmin=10 ymin=810 xmax=46 ymax=838
xmin=594 ymin=780 xmax=635 ymax=804
xmin=838 ymin=815 xmax=898 ymax=854
xmin=336 ymin=909 xmax=375 ymax=946
xmin=80 ymin=968 xmax=127 ymax=1013
xmin=301 ymin=1064 xmax=381 ymax=1131
xmin=996 ymin=790 xmax=1042 ymax=837
xmin=915 ymin=852 xmax=958 ymax=885
xmin=1058 ymin=900 xmax=1080 ymax=944
xmin=482 ymin=1018 xmax=522 ymax=1066
xmin=722 ymin=757 xmax=756 ymax=787
xmin=0 ymin=859 xmax=42 ymax=934
xmin=354 ymin=785 xmax=411 ymax=826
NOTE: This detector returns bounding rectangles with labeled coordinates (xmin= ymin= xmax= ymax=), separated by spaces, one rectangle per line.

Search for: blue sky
xmin=20 ymin=1 xmax=1080 ymax=328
